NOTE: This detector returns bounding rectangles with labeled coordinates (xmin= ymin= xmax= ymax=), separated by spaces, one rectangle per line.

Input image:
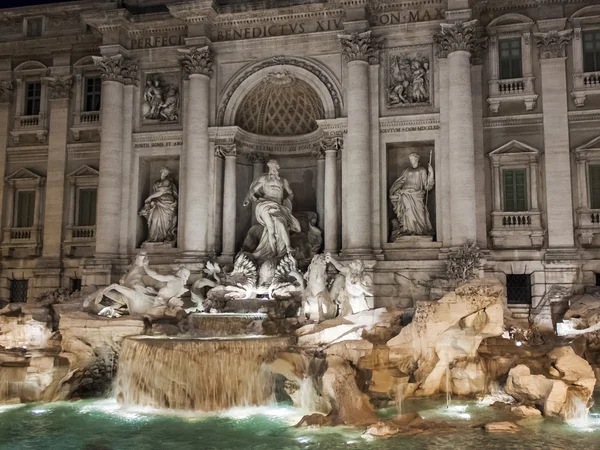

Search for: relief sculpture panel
xmin=386 ymin=46 xmax=432 ymax=108
xmin=141 ymin=72 xmax=181 ymax=124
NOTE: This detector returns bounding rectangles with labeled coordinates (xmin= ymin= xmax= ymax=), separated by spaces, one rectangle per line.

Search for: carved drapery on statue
xmin=178 ymin=46 xmax=214 ymax=76
xmin=92 ymin=54 xmax=138 ymax=85
xmin=338 ymin=30 xmax=383 ymax=64
xmin=139 ymin=167 xmax=178 ymax=246
xmin=242 ymin=159 xmax=301 ymax=262
xmin=534 ymin=30 xmax=573 ymax=59
xmin=389 ymin=152 xmax=434 ymax=241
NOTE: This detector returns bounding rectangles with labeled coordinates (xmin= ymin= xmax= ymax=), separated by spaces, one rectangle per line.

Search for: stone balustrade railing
xmin=14 ymin=114 xmax=46 ymax=130
xmin=75 ymin=111 xmax=101 ymax=126
xmin=501 ymin=214 xmax=532 ymax=227
xmin=582 ymin=72 xmax=600 ymax=88
xmin=70 ymin=225 xmax=96 ymax=239
xmin=497 ymin=78 xmax=525 ymax=95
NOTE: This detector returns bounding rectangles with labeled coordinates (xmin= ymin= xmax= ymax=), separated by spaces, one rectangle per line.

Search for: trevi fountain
xmin=3 ymin=0 xmax=600 ymax=449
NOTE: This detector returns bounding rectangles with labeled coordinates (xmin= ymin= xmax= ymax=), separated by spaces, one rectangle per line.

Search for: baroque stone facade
xmin=0 ymin=0 xmax=598 ymax=316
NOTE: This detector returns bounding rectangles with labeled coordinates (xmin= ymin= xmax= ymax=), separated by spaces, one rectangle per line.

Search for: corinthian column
xmin=322 ymin=137 xmax=341 ymax=254
xmin=179 ymin=46 xmax=213 ymax=257
xmin=92 ymin=55 xmax=137 ymax=257
xmin=434 ymin=21 xmax=479 ymax=246
xmin=535 ymin=29 xmax=575 ymax=249
xmin=217 ymin=144 xmax=237 ymax=260
xmin=0 ymin=82 xmax=12 ymax=243
xmin=338 ymin=31 xmax=382 ymax=257
xmin=42 ymin=75 xmax=72 ymax=258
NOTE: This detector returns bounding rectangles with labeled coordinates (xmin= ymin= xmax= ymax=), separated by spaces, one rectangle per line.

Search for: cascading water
xmin=445 ymin=366 xmax=452 ymax=408
xmin=396 ymin=383 xmax=406 ymax=417
xmin=114 ymin=335 xmax=293 ymax=411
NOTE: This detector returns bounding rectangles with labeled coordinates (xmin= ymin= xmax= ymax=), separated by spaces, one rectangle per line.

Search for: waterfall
xmin=114 ymin=335 xmax=292 ymax=411
xmin=445 ymin=366 xmax=451 ymax=408
xmin=396 ymin=383 xmax=406 ymax=417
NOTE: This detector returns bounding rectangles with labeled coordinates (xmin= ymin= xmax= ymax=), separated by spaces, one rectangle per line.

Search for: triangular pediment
xmin=67 ymin=165 xmax=99 ymax=179
xmin=489 ymin=140 xmax=540 ymax=156
xmin=5 ymin=168 xmax=42 ymax=182
xmin=576 ymin=136 xmax=600 ymax=152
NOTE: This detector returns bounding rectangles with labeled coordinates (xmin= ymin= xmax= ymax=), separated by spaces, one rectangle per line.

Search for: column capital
xmin=215 ymin=143 xmax=236 ymax=158
xmin=92 ymin=54 xmax=138 ymax=85
xmin=534 ymin=30 xmax=572 ymax=60
xmin=434 ymin=20 xmax=479 ymax=58
xmin=247 ymin=152 xmax=269 ymax=164
xmin=0 ymin=80 xmax=13 ymax=104
xmin=43 ymin=75 xmax=73 ymax=100
xmin=179 ymin=46 xmax=214 ymax=77
xmin=338 ymin=31 xmax=383 ymax=65
xmin=321 ymin=136 xmax=343 ymax=153
xmin=311 ymin=148 xmax=325 ymax=159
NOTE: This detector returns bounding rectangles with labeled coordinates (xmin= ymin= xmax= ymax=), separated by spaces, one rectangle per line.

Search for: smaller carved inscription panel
xmin=386 ymin=46 xmax=433 ymax=109
xmin=141 ymin=72 xmax=181 ymax=125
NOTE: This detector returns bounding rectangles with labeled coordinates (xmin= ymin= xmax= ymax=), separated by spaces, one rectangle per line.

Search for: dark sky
xmin=0 ymin=0 xmax=81 ymax=9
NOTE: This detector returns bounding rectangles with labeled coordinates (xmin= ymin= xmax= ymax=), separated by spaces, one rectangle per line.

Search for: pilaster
xmin=0 ymin=81 xmax=12 ymax=247
xmin=217 ymin=143 xmax=237 ymax=260
xmin=535 ymin=27 xmax=575 ymax=250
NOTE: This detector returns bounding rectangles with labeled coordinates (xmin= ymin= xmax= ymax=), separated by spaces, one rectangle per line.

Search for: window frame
xmin=506 ymin=274 xmax=532 ymax=305
xmin=498 ymin=38 xmax=524 ymax=80
xmin=9 ymin=279 xmax=29 ymax=303
xmin=76 ymin=187 xmax=97 ymax=227
xmin=502 ymin=167 xmax=528 ymax=212
xmin=24 ymin=81 xmax=42 ymax=116
xmin=14 ymin=190 xmax=36 ymax=229
xmin=570 ymin=5 xmax=600 ymax=106
xmin=83 ymin=76 xmax=102 ymax=112
xmin=23 ymin=16 xmax=44 ymax=38
xmin=582 ymin=30 xmax=600 ymax=73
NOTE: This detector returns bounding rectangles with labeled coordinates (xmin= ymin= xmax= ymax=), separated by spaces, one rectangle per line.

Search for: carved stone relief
xmin=141 ymin=72 xmax=181 ymax=124
xmin=387 ymin=47 xmax=432 ymax=108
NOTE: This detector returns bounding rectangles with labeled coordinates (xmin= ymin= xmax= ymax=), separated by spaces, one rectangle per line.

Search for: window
xmin=589 ymin=165 xmax=600 ymax=209
xmin=499 ymin=38 xmax=523 ymax=79
xmin=26 ymin=18 xmax=42 ymax=38
xmin=70 ymin=278 xmax=82 ymax=293
xmin=506 ymin=274 xmax=532 ymax=305
xmin=77 ymin=188 xmax=97 ymax=226
xmin=24 ymin=82 xmax=41 ymax=116
xmin=9 ymin=280 xmax=28 ymax=303
xmin=503 ymin=169 xmax=527 ymax=212
xmin=84 ymin=77 xmax=101 ymax=112
xmin=595 ymin=272 xmax=600 ymax=287
xmin=583 ymin=31 xmax=600 ymax=73
xmin=15 ymin=191 xmax=35 ymax=228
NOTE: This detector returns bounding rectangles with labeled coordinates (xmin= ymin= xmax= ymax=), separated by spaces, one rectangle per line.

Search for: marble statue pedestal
xmin=392 ymin=235 xmax=434 ymax=246
xmin=141 ymin=241 xmax=176 ymax=251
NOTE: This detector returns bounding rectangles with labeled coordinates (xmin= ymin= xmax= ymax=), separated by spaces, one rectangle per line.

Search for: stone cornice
xmin=81 ymin=9 xmax=133 ymax=34
xmin=179 ymin=46 xmax=214 ymax=77
xmin=133 ymin=131 xmax=183 ymax=143
xmin=338 ymin=31 xmax=383 ymax=64
xmin=534 ymin=29 xmax=573 ymax=59
xmin=483 ymin=114 xmax=544 ymax=129
xmin=473 ymin=0 xmax=586 ymax=13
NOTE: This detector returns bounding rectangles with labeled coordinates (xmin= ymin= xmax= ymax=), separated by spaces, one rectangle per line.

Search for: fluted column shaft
xmin=448 ymin=50 xmax=476 ymax=245
xmin=180 ymin=46 xmax=214 ymax=256
xmin=339 ymin=31 xmax=381 ymax=256
xmin=220 ymin=146 xmax=237 ymax=258
xmin=324 ymin=147 xmax=339 ymax=253
xmin=96 ymin=80 xmax=124 ymax=256
xmin=92 ymin=55 xmax=137 ymax=257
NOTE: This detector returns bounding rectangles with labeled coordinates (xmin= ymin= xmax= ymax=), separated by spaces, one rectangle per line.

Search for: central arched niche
xmin=231 ymin=70 xmax=330 ymax=259
xmin=235 ymin=72 xmax=325 ymax=136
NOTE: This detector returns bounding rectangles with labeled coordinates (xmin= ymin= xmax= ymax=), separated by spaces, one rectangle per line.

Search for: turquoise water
xmin=1 ymin=396 xmax=600 ymax=450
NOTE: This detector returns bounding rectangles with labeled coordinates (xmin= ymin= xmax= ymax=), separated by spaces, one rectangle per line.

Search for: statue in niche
xmin=389 ymin=152 xmax=434 ymax=241
xmin=242 ymin=159 xmax=301 ymax=261
xmin=139 ymin=166 xmax=178 ymax=246
xmin=142 ymin=75 xmax=180 ymax=122
xmin=388 ymin=52 xmax=431 ymax=107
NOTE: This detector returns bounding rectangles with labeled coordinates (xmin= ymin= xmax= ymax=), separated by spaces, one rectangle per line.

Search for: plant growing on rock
xmin=446 ymin=242 xmax=484 ymax=284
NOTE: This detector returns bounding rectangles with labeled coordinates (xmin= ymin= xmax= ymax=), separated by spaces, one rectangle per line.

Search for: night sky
xmin=0 ymin=0 xmax=81 ymax=9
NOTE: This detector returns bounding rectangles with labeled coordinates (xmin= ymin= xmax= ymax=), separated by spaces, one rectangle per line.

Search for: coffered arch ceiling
xmin=235 ymin=72 xmax=325 ymax=136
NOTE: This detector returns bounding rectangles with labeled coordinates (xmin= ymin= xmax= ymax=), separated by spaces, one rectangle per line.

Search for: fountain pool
xmin=2 ymin=393 xmax=600 ymax=450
